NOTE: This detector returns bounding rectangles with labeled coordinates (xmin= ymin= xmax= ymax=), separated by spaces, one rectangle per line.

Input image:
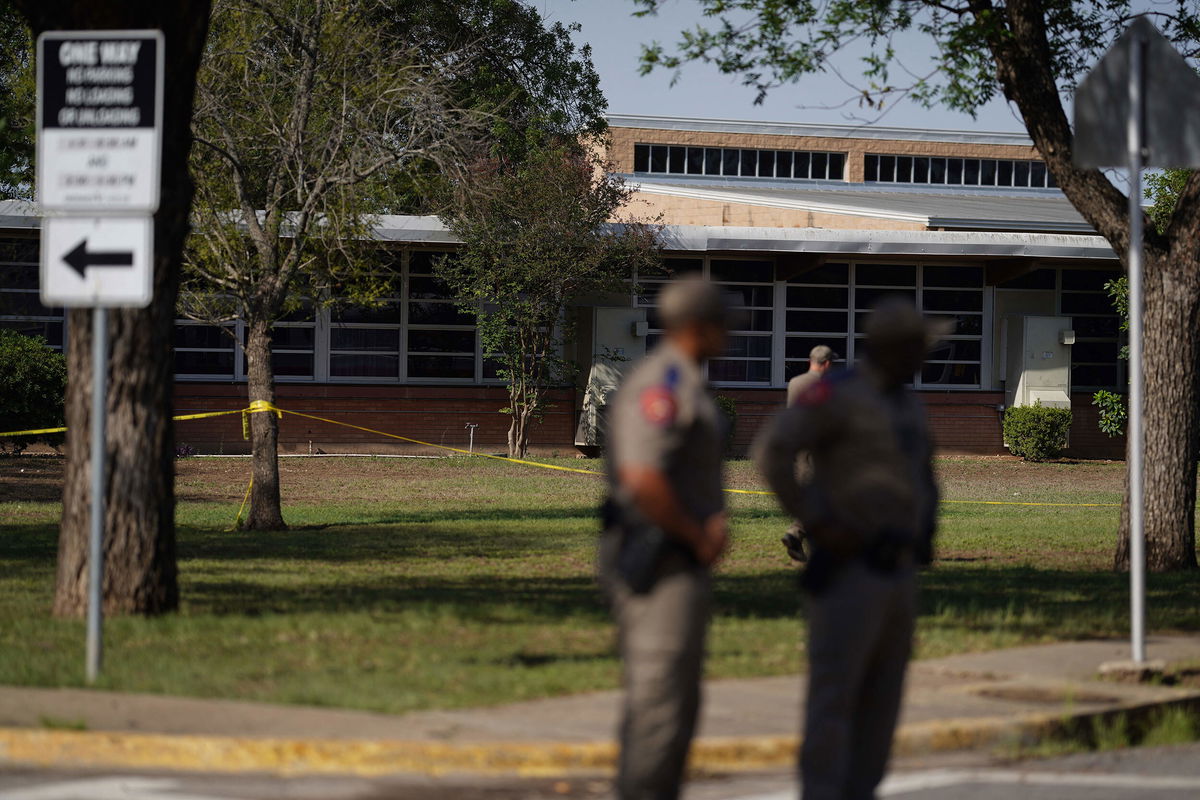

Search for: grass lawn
xmin=1 ymin=453 xmax=1197 ymax=715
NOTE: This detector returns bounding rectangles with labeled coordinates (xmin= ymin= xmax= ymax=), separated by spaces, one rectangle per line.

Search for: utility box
xmin=575 ymin=307 xmax=647 ymax=447
xmin=1003 ymin=315 xmax=1075 ymax=409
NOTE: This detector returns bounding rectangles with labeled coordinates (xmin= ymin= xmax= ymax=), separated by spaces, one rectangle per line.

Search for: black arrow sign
xmin=63 ymin=239 xmax=134 ymax=278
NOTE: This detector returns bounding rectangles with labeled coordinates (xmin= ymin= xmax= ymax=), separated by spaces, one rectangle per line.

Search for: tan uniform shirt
xmin=754 ymin=366 xmax=937 ymax=554
xmin=786 ymin=369 xmax=822 ymax=407
xmin=607 ymin=339 xmax=725 ymax=525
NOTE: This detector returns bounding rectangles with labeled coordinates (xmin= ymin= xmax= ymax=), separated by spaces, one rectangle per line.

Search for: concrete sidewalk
xmin=1 ymin=636 xmax=1199 ymax=777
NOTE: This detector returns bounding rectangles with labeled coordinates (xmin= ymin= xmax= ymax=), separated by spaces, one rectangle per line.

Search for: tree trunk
xmin=243 ymin=317 xmax=286 ymax=530
xmin=1114 ymin=250 xmax=1200 ymax=571
xmin=27 ymin=1 xmax=211 ymax=617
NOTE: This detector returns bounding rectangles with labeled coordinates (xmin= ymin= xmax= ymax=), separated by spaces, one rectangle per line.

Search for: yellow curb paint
xmin=0 ymin=708 xmax=1113 ymax=778
xmin=0 ymin=729 xmax=618 ymax=777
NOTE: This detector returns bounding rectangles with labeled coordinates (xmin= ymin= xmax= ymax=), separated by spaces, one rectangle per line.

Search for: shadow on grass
xmin=176 ymin=518 xmax=595 ymax=563
xmin=4 ymin=521 xmax=1197 ymax=639
xmin=919 ymin=566 xmax=1200 ymax=636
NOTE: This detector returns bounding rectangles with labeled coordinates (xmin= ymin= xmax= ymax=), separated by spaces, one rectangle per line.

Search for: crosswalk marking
xmin=729 ymin=768 xmax=1200 ymax=799
xmin=1 ymin=776 xmax=236 ymax=800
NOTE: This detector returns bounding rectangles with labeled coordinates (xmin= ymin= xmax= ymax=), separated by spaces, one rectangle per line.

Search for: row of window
xmin=0 ymin=237 xmax=1123 ymax=391
xmin=174 ymin=252 xmax=489 ymax=382
xmin=633 ymin=143 xmax=846 ymax=181
xmin=638 ymin=259 xmax=989 ymax=388
xmin=864 ymin=154 xmax=1057 ymax=188
xmin=630 ymin=143 xmax=1055 ymax=189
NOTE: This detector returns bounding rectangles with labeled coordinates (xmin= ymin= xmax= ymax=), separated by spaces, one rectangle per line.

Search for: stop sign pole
xmin=1075 ymin=17 xmax=1200 ymax=664
xmin=1124 ymin=34 xmax=1146 ymax=663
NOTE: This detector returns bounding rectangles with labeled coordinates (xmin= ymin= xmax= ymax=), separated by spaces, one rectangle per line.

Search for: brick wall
xmin=713 ymin=388 xmax=1124 ymax=460
xmin=173 ymin=383 xmax=576 ymax=456
xmin=173 ymin=382 xmax=1124 ymax=461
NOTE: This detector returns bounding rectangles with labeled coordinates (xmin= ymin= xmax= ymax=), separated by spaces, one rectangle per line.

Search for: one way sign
xmin=41 ymin=216 xmax=152 ymax=307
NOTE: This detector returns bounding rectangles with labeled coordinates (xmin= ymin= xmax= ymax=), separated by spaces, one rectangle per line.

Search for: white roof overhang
xmin=0 ymin=206 xmax=1116 ymax=262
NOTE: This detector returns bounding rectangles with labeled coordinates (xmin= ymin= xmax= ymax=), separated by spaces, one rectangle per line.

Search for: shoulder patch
xmin=639 ymin=386 xmax=678 ymax=426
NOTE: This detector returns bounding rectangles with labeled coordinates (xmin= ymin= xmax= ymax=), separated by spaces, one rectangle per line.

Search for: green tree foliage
xmin=389 ymin=1 xmax=606 ymax=150
xmin=1090 ymin=170 xmax=1190 ymax=437
xmin=635 ymin=1 xmax=1198 ymax=117
xmin=0 ymin=329 xmax=66 ymax=454
xmin=439 ymin=144 xmax=661 ymax=458
xmin=185 ymin=0 xmax=481 ymax=529
xmin=376 ymin=0 xmax=607 ymax=212
xmin=0 ymin=5 xmax=33 ymax=199
xmin=1146 ymin=167 xmax=1193 ymax=234
xmin=1003 ymin=403 xmax=1073 ymax=462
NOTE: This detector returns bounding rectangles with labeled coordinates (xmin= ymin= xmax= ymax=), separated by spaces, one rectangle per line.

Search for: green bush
xmin=1091 ymin=389 xmax=1127 ymax=438
xmin=714 ymin=394 xmax=737 ymax=455
xmin=0 ymin=329 xmax=68 ymax=454
xmin=1002 ymin=402 xmax=1073 ymax=462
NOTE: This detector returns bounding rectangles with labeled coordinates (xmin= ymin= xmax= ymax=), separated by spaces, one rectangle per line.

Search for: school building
xmin=0 ymin=114 xmax=1126 ymax=458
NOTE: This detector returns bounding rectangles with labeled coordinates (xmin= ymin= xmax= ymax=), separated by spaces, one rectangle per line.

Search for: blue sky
xmin=540 ymin=0 xmax=1028 ymax=134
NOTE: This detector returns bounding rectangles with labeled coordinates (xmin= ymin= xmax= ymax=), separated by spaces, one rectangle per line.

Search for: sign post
xmin=1075 ymin=17 xmax=1200 ymax=664
xmin=36 ymin=30 xmax=163 ymax=683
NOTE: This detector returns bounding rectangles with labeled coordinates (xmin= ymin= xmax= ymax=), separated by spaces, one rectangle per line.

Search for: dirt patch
xmin=0 ymin=456 xmax=64 ymax=503
xmin=935 ymin=455 xmax=1128 ymax=500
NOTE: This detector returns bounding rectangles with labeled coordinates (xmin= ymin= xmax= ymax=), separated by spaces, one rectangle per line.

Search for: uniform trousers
xmin=603 ymin=544 xmax=712 ymax=800
xmin=801 ymin=559 xmax=917 ymax=800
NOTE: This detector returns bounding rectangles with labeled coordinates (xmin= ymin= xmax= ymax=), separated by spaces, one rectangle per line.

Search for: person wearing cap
xmin=599 ymin=274 xmax=731 ymax=800
xmin=781 ymin=344 xmax=839 ymax=562
xmin=786 ymin=344 xmax=838 ymax=407
xmin=752 ymin=297 xmax=943 ymax=800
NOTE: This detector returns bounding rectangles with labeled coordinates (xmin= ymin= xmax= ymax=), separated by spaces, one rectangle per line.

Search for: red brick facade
xmin=173 ymin=384 xmax=577 ymax=457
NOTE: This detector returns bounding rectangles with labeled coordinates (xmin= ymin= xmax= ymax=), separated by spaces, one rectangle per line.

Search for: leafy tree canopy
xmin=439 ymin=142 xmax=661 ymax=457
xmin=0 ymin=4 xmax=33 ymax=199
xmin=375 ymin=0 xmax=607 ymax=212
xmin=634 ymin=1 xmax=1199 ymax=118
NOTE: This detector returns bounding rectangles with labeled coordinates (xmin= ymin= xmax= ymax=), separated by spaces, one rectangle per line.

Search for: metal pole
xmin=86 ymin=307 xmax=108 ymax=683
xmin=1127 ymin=34 xmax=1147 ymax=664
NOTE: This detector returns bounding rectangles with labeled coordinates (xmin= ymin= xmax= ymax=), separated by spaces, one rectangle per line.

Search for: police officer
xmin=752 ymin=298 xmax=943 ymax=800
xmin=782 ymin=344 xmax=838 ymax=562
xmin=599 ymin=275 xmax=731 ymax=800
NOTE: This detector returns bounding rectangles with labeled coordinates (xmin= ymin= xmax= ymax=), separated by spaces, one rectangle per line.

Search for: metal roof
xmin=607 ymin=114 xmax=1035 ymax=147
xmin=0 ymin=199 xmax=38 ymax=230
xmin=631 ymin=179 xmax=1094 ymax=234
xmin=0 ymin=206 xmax=1115 ymax=261
xmin=655 ymin=225 xmax=1116 ymax=261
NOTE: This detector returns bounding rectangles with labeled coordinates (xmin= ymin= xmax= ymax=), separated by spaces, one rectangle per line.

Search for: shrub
xmin=1002 ymin=402 xmax=1073 ymax=462
xmin=1092 ymin=390 xmax=1127 ymax=438
xmin=0 ymin=330 xmax=68 ymax=455
xmin=714 ymin=395 xmax=737 ymax=455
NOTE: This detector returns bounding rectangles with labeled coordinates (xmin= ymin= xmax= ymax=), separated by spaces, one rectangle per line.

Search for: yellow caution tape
xmin=1 ymin=408 xmax=246 ymax=438
xmin=270 ymin=403 xmax=604 ymax=476
xmin=0 ymin=424 xmax=68 ymax=437
xmin=172 ymin=409 xmax=248 ymax=423
xmin=2 ymin=398 xmax=1126 ymax=510
xmin=226 ymin=478 xmax=254 ymax=531
xmin=943 ymin=499 xmax=1120 ymax=508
